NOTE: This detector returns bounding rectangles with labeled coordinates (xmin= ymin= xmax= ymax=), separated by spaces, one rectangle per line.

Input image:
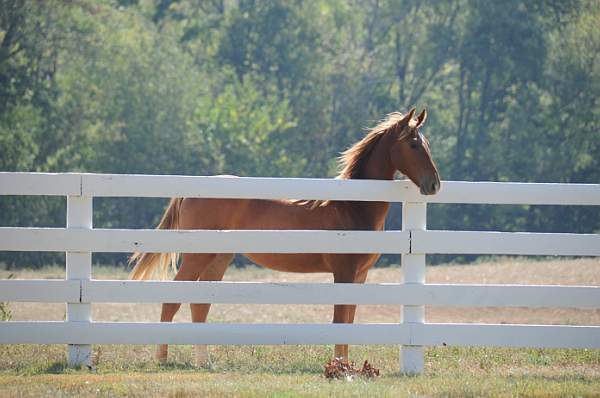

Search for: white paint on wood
xmin=66 ymin=195 xmax=92 ymax=368
xmin=3 ymin=228 xmax=596 ymax=256
xmin=0 ymin=322 xmax=410 ymax=345
xmin=79 ymin=174 xmax=600 ymax=205
xmin=81 ymin=173 xmax=412 ymax=201
xmin=1 ymin=280 xmax=596 ymax=309
xmin=412 ymin=230 xmax=600 ymax=256
xmin=79 ymin=280 xmax=600 ymax=308
xmin=0 ymin=228 xmax=410 ymax=254
xmin=411 ymin=323 xmax=600 ymax=349
xmin=417 ymin=284 xmax=600 ymax=309
xmin=0 ymin=172 xmax=81 ymax=196
xmin=423 ymin=181 xmax=600 ymax=205
xmin=0 ymin=280 xmax=80 ymax=302
xmin=83 ymin=280 xmax=418 ymax=304
xmin=1 ymin=172 xmax=599 ymax=205
xmin=1 ymin=322 xmax=599 ymax=349
xmin=401 ymin=202 xmax=427 ymax=374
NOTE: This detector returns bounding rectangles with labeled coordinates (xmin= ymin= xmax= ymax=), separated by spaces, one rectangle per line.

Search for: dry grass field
xmin=1 ymin=257 xmax=599 ymax=397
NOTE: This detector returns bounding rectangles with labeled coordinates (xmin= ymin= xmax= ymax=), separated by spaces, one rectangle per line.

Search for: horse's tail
xmin=128 ymin=197 xmax=183 ymax=280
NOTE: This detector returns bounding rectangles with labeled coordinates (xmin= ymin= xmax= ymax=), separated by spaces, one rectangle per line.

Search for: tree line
xmin=1 ymin=0 xmax=598 ymax=267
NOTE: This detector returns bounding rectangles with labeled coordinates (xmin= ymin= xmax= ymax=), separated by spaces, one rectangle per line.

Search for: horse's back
xmin=179 ymin=197 xmax=341 ymax=230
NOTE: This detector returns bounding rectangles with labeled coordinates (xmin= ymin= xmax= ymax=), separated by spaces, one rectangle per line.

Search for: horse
xmin=129 ymin=108 xmax=440 ymax=365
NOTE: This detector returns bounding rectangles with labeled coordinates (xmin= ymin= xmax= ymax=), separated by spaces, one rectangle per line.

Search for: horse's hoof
xmin=156 ymin=345 xmax=168 ymax=364
xmin=195 ymin=346 xmax=212 ymax=369
xmin=195 ymin=358 xmax=213 ymax=369
xmin=156 ymin=355 xmax=168 ymax=364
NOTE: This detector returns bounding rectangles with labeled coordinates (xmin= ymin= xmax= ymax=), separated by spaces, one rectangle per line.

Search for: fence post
xmin=66 ymin=194 xmax=92 ymax=368
xmin=400 ymin=201 xmax=426 ymax=375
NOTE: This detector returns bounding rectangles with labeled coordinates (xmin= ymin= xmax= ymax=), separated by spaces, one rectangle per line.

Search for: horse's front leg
xmin=331 ymin=265 xmax=359 ymax=362
xmin=333 ymin=304 xmax=353 ymax=361
xmin=157 ymin=253 xmax=216 ymax=363
xmin=333 ymin=268 xmax=369 ymax=362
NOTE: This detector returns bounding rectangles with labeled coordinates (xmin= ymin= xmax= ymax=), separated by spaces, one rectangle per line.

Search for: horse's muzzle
xmin=419 ymin=176 xmax=440 ymax=195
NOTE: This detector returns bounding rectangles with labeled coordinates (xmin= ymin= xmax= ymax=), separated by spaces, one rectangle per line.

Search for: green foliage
xmin=191 ymin=72 xmax=299 ymax=176
xmin=0 ymin=0 xmax=599 ymax=267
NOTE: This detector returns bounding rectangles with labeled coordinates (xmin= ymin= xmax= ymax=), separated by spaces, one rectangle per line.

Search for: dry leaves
xmin=323 ymin=358 xmax=380 ymax=380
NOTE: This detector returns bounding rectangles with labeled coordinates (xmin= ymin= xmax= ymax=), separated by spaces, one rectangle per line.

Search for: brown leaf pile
xmin=323 ymin=358 xmax=380 ymax=380
xmin=358 ymin=360 xmax=380 ymax=378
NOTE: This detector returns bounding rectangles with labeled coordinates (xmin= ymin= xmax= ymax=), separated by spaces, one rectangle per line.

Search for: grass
xmin=1 ymin=345 xmax=599 ymax=397
xmin=1 ymin=257 xmax=599 ymax=397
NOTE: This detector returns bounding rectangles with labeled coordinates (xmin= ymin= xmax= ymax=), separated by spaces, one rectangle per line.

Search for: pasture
xmin=1 ymin=257 xmax=599 ymax=397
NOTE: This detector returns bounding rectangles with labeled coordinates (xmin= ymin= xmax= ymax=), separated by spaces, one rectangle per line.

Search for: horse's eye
xmin=410 ymin=141 xmax=419 ymax=149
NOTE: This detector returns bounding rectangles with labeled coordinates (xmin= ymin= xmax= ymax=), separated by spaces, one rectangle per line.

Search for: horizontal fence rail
xmin=0 ymin=228 xmax=409 ymax=254
xmin=1 ymin=171 xmax=599 ymax=374
xmin=1 ymin=228 xmax=598 ymax=256
xmin=0 ymin=280 xmax=80 ymax=303
xmin=81 ymin=281 xmax=600 ymax=308
xmin=1 ymin=322 xmax=599 ymax=349
xmin=2 ymin=279 xmax=599 ymax=308
xmin=413 ymin=230 xmax=600 ymax=256
xmin=1 ymin=172 xmax=600 ymax=204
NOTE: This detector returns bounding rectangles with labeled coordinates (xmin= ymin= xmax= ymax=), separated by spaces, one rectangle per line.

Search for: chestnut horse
xmin=129 ymin=108 xmax=440 ymax=365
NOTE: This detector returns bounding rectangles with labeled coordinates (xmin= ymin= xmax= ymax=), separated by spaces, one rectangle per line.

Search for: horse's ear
xmin=391 ymin=108 xmax=416 ymax=134
xmin=416 ymin=109 xmax=427 ymax=127
xmin=399 ymin=108 xmax=416 ymax=126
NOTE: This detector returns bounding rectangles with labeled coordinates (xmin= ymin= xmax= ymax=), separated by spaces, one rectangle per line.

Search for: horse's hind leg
xmin=190 ymin=253 xmax=234 ymax=367
xmin=332 ymin=267 xmax=358 ymax=362
xmin=157 ymin=253 xmax=216 ymax=363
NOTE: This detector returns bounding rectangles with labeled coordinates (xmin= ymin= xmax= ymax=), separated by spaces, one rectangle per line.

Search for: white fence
xmin=1 ymin=172 xmax=599 ymax=374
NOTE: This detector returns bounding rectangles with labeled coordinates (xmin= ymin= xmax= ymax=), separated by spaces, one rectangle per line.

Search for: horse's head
xmin=389 ymin=108 xmax=441 ymax=195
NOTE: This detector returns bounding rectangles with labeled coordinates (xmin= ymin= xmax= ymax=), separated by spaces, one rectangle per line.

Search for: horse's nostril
xmin=420 ymin=178 xmax=439 ymax=195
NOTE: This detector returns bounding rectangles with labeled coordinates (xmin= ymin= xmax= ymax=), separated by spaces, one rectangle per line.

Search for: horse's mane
xmin=296 ymin=112 xmax=413 ymax=208
xmin=338 ymin=112 xmax=413 ymax=179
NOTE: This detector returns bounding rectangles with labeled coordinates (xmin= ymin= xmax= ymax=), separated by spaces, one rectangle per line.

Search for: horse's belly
xmin=242 ymin=253 xmax=328 ymax=273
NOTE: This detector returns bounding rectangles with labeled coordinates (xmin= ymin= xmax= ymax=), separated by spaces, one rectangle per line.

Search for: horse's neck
xmin=361 ymin=134 xmax=396 ymax=180
xmin=345 ymin=133 xmax=394 ymax=228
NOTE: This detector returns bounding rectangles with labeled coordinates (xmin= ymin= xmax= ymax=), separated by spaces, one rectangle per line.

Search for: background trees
xmin=1 ymin=0 xmax=598 ymax=267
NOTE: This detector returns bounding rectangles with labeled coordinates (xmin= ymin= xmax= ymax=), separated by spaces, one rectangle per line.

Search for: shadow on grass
xmin=157 ymin=361 xmax=199 ymax=371
xmin=205 ymin=356 xmax=327 ymax=375
xmin=215 ymin=364 xmax=324 ymax=376
xmin=43 ymin=362 xmax=69 ymax=374
xmin=504 ymin=373 xmax=597 ymax=384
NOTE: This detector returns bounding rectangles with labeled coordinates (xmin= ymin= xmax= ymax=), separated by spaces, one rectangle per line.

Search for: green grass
xmin=1 ymin=344 xmax=599 ymax=397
